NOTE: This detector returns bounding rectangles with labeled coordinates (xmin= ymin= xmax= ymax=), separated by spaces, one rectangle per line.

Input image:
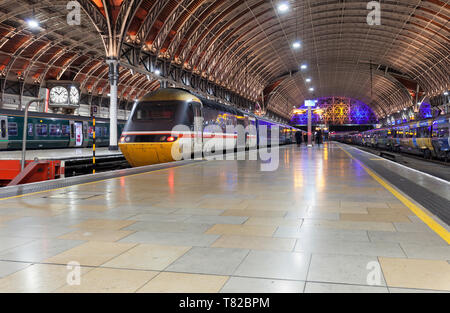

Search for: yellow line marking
xmin=0 ymin=161 xmax=201 ymax=202
xmin=338 ymin=144 xmax=450 ymax=244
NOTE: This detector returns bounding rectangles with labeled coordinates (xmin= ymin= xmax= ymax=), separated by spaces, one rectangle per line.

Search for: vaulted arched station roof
xmin=0 ymin=0 xmax=448 ymax=119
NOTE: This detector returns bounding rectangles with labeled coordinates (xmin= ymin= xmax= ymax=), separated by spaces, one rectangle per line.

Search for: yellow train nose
xmin=119 ymin=141 xmax=179 ymax=167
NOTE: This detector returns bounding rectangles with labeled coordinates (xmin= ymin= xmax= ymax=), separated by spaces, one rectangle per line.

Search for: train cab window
xmin=36 ymin=124 xmax=48 ymax=137
xmin=202 ymin=107 xmax=219 ymax=127
xmin=7 ymin=123 xmax=18 ymax=136
xmin=187 ymin=104 xmax=195 ymax=124
xmin=0 ymin=120 xmax=5 ymax=138
xmin=49 ymin=124 xmax=61 ymax=137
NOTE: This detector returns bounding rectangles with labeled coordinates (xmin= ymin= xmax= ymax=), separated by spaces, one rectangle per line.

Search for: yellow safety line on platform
xmin=338 ymin=144 xmax=450 ymax=244
xmin=0 ymin=162 xmax=200 ymax=202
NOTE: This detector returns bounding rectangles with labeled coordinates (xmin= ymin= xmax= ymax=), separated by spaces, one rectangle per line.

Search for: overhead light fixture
xmin=300 ymin=64 xmax=308 ymax=70
xmin=154 ymin=69 xmax=161 ymax=76
xmin=305 ymin=78 xmax=311 ymax=83
xmin=27 ymin=18 xmax=39 ymax=29
xmin=277 ymin=2 xmax=290 ymax=13
xmin=444 ymin=92 xmax=448 ymax=96
xmin=292 ymin=41 xmax=301 ymax=49
xmin=309 ymin=87 xmax=314 ymax=92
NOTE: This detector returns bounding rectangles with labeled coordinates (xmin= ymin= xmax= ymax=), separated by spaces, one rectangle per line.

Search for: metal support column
xmin=307 ymin=106 xmax=312 ymax=147
xmin=107 ymin=59 xmax=119 ymax=151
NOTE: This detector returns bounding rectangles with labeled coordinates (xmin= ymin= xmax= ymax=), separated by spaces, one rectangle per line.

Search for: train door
xmin=82 ymin=121 xmax=89 ymax=147
xmin=248 ymin=116 xmax=257 ymax=149
xmin=0 ymin=116 xmax=8 ymax=150
xmin=74 ymin=122 xmax=83 ymax=147
xmin=68 ymin=120 xmax=75 ymax=147
xmin=192 ymin=103 xmax=203 ymax=155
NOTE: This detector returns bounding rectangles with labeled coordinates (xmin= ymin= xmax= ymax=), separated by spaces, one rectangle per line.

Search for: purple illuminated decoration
xmin=291 ymin=97 xmax=377 ymax=125
xmin=418 ymin=102 xmax=432 ymax=119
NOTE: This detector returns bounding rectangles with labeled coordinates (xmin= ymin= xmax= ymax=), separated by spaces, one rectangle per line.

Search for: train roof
xmin=143 ymin=88 xmax=298 ymax=129
xmin=140 ymin=88 xmax=202 ymax=104
xmin=0 ymin=109 xmax=126 ymax=123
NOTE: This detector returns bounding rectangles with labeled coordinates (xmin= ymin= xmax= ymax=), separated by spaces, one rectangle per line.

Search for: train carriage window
xmin=49 ymin=124 xmax=61 ymax=137
xmin=0 ymin=120 xmax=5 ymax=138
xmin=103 ymin=127 xmax=109 ymax=137
xmin=28 ymin=123 xmax=34 ymax=136
xmin=437 ymin=127 xmax=449 ymax=138
xmin=7 ymin=123 xmax=18 ymax=136
xmin=36 ymin=124 xmax=48 ymax=137
xmin=95 ymin=126 xmax=103 ymax=137
xmin=62 ymin=125 xmax=70 ymax=136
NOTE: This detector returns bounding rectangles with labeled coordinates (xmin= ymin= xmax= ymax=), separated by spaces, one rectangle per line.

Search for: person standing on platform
xmin=316 ymin=129 xmax=323 ymax=147
xmin=295 ymin=131 xmax=303 ymax=147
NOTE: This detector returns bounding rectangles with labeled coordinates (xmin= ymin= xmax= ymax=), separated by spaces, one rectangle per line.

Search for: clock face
xmin=49 ymin=86 xmax=68 ymax=104
xmin=70 ymin=86 xmax=80 ymax=104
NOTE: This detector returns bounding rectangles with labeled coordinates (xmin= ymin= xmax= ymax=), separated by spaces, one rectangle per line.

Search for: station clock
xmin=46 ymin=81 xmax=81 ymax=108
xmin=49 ymin=86 xmax=69 ymax=104
xmin=69 ymin=86 xmax=80 ymax=104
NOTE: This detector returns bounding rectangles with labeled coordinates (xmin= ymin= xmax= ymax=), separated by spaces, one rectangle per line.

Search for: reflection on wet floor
xmin=0 ymin=143 xmax=448 ymax=293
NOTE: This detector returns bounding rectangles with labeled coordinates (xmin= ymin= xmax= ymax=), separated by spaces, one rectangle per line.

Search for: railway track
xmin=347 ymin=144 xmax=450 ymax=182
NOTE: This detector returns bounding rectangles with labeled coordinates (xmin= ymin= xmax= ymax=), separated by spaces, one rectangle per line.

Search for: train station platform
xmin=0 ymin=142 xmax=448 ymax=293
xmin=0 ymin=147 xmax=122 ymax=161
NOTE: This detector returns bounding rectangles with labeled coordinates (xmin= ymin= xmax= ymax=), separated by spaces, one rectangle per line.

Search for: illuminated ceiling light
xmin=300 ymin=64 xmax=308 ymax=70
xmin=154 ymin=69 xmax=161 ymax=76
xmin=292 ymin=41 xmax=301 ymax=49
xmin=309 ymin=87 xmax=314 ymax=92
xmin=444 ymin=92 xmax=448 ymax=96
xmin=277 ymin=2 xmax=290 ymax=13
xmin=27 ymin=18 xmax=39 ymax=29
xmin=305 ymin=78 xmax=311 ymax=83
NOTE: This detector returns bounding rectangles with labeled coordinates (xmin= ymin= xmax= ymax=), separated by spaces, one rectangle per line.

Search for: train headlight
xmin=120 ymin=136 xmax=131 ymax=143
xmin=167 ymin=136 xmax=176 ymax=142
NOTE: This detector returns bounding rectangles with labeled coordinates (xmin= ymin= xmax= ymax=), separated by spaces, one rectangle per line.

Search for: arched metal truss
xmin=0 ymin=0 xmax=448 ymax=120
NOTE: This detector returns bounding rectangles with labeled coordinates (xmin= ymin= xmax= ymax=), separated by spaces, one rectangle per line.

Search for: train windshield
xmin=129 ymin=101 xmax=194 ymax=131
xmin=133 ymin=102 xmax=179 ymax=121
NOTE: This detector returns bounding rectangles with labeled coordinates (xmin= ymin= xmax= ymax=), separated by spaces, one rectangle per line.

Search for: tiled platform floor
xmin=0 ymin=143 xmax=448 ymax=293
